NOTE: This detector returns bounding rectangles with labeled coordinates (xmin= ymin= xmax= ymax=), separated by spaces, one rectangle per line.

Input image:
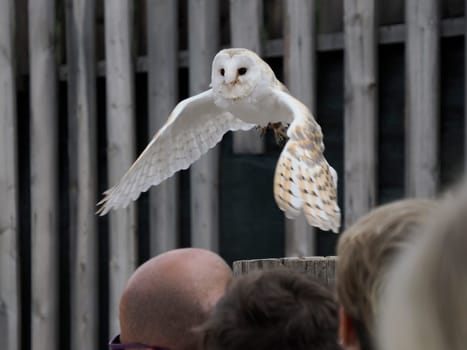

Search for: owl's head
xmin=211 ymin=48 xmax=269 ymax=100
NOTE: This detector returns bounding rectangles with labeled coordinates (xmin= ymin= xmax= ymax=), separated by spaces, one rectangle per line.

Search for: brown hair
xmin=336 ymin=199 xmax=436 ymax=346
xmin=202 ymin=269 xmax=341 ymax=350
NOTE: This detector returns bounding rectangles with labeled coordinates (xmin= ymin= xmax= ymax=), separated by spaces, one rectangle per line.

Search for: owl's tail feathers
xmin=274 ymin=155 xmax=341 ymax=233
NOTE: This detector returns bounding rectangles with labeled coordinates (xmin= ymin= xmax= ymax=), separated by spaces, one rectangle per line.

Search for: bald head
xmin=119 ymin=248 xmax=232 ymax=350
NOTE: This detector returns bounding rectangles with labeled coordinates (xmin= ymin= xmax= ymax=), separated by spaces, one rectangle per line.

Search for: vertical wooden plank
xmin=65 ymin=1 xmax=98 ymax=349
xmin=104 ymin=0 xmax=136 ymax=336
xmin=29 ymin=1 xmax=58 ymax=350
xmin=0 ymin=1 xmax=18 ymax=349
xmin=406 ymin=0 xmax=440 ymax=197
xmin=343 ymin=0 xmax=378 ymax=227
xmin=188 ymin=0 xmax=220 ymax=250
xmin=147 ymin=0 xmax=178 ymax=254
xmin=283 ymin=0 xmax=316 ymax=256
xmin=230 ymin=0 xmax=265 ymax=153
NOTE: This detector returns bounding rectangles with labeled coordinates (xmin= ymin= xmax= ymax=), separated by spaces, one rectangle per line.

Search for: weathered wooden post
xmin=65 ymin=1 xmax=98 ymax=349
xmin=343 ymin=0 xmax=378 ymax=228
xmin=147 ymin=0 xmax=179 ymax=254
xmin=0 ymin=1 xmax=18 ymax=349
xmin=29 ymin=0 xmax=59 ymax=350
xmin=233 ymin=257 xmax=337 ymax=288
xmin=406 ymin=0 xmax=440 ymax=197
xmin=284 ymin=0 xmax=318 ymax=256
xmin=188 ymin=0 xmax=220 ymax=250
xmin=104 ymin=0 xmax=137 ymax=337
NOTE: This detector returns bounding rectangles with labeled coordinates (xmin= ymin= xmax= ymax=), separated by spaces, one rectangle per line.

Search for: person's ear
xmin=339 ymin=306 xmax=360 ymax=350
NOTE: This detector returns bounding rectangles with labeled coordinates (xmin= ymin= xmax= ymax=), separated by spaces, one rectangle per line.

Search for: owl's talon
xmin=271 ymin=122 xmax=288 ymax=146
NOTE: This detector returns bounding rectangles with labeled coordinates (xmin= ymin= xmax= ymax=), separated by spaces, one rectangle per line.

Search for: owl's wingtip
xmin=331 ymin=226 xmax=340 ymax=234
xmin=96 ymin=194 xmax=112 ymax=216
xmin=95 ymin=203 xmax=109 ymax=216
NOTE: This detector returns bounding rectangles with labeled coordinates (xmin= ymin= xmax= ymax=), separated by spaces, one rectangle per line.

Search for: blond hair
xmin=379 ymin=188 xmax=467 ymax=350
xmin=336 ymin=199 xmax=436 ymax=343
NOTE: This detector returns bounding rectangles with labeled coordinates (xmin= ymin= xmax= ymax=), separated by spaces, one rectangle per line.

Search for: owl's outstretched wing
xmin=271 ymin=88 xmax=341 ymax=233
xmin=97 ymin=89 xmax=254 ymax=215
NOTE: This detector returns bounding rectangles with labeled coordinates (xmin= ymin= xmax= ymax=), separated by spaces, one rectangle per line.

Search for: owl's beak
xmin=224 ymin=73 xmax=238 ymax=87
xmin=224 ymin=79 xmax=238 ymax=88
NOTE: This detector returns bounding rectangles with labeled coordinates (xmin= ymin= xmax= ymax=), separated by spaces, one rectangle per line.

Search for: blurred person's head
xmin=202 ymin=269 xmax=341 ymax=350
xmin=116 ymin=248 xmax=232 ymax=350
xmin=336 ymin=199 xmax=436 ymax=350
xmin=379 ymin=188 xmax=467 ymax=350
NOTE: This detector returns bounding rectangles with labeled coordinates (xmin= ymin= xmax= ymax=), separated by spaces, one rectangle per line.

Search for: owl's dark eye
xmin=220 ymin=68 xmax=225 ymax=76
xmin=238 ymin=67 xmax=247 ymax=75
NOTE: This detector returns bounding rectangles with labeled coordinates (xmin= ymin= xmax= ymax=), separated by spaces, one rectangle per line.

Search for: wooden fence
xmin=0 ymin=0 xmax=465 ymax=350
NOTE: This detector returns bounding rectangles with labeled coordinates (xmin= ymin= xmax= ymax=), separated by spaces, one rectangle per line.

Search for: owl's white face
xmin=211 ymin=49 xmax=263 ymax=100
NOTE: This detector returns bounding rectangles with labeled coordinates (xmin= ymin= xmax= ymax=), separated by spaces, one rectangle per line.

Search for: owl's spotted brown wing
xmin=271 ymin=89 xmax=341 ymax=233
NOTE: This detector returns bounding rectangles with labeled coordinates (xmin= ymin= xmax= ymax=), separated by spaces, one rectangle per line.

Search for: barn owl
xmin=97 ymin=48 xmax=341 ymax=232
